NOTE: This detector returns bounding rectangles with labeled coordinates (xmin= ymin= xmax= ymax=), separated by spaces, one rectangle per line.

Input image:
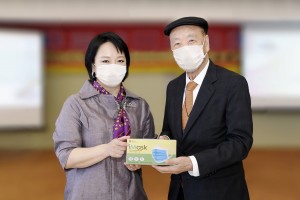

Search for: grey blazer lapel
xmin=183 ymin=62 xmax=217 ymax=136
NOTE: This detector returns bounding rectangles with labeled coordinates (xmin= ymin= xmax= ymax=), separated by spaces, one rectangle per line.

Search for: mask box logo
xmin=126 ymin=139 xmax=176 ymax=165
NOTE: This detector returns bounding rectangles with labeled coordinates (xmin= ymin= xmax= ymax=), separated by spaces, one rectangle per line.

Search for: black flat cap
xmin=164 ymin=16 xmax=208 ymax=36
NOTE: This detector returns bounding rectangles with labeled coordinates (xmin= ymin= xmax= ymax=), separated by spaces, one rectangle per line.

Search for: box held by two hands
xmin=126 ymin=138 xmax=176 ymax=165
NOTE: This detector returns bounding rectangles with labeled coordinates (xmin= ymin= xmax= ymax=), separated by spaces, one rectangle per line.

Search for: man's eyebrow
xmin=186 ymin=34 xmax=197 ymax=38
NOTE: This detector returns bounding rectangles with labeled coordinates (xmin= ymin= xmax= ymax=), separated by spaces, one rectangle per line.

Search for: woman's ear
xmin=204 ymin=35 xmax=210 ymax=53
xmin=91 ymin=64 xmax=96 ymax=80
xmin=91 ymin=63 xmax=96 ymax=74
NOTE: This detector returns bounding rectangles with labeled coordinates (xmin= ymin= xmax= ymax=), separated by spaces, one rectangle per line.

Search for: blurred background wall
xmin=0 ymin=0 xmax=300 ymax=150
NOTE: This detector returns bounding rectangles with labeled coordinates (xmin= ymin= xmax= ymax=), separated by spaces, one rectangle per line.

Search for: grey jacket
xmin=53 ymin=80 xmax=155 ymax=200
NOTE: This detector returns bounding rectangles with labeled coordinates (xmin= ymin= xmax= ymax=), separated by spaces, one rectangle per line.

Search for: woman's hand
xmin=106 ymin=136 xmax=130 ymax=158
xmin=124 ymin=164 xmax=141 ymax=171
xmin=65 ymin=136 xmax=129 ymax=169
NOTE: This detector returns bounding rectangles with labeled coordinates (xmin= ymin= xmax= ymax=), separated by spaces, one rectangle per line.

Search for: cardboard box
xmin=126 ymin=138 xmax=176 ymax=165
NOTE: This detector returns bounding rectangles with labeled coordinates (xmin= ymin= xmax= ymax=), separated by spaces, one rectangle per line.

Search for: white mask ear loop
xmin=92 ymin=64 xmax=96 ymax=79
xmin=202 ymin=36 xmax=207 ymax=57
xmin=92 ymin=63 xmax=96 ymax=74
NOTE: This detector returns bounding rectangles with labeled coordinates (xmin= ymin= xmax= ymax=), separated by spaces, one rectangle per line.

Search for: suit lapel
xmin=173 ymin=74 xmax=186 ymax=140
xmin=183 ymin=62 xmax=217 ymax=136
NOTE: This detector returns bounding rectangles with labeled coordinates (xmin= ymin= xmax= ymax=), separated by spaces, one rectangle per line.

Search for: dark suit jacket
xmin=162 ymin=61 xmax=253 ymax=200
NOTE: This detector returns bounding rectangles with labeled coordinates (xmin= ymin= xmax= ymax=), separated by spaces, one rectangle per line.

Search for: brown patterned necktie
xmin=182 ymin=81 xmax=198 ymax=129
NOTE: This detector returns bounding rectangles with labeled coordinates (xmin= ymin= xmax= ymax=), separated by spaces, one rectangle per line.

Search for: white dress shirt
xmin=183 ymin=60 xmax=210 ymax=177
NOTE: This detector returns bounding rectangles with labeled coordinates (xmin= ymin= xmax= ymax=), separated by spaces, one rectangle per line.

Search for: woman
xmin=53 ymin=32 xmax=155 ymax=200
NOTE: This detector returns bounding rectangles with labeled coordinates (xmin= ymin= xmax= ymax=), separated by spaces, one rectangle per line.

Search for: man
xmin=152 ymin=17 xmax=253 ymax=200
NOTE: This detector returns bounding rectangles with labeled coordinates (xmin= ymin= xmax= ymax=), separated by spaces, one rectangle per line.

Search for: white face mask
xmin=172 ymin=42 xmax=206 ymax=73
xmin=94 ymin=64 xmax=127 ymax=87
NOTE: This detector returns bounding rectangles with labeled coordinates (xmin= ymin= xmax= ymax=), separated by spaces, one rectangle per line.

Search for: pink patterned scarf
xmin=92 ymin=81 xmax=131 ymax=138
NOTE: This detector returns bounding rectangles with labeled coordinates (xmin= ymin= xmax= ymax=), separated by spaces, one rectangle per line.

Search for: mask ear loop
xmin=92 ymin=64 xmax=97 ymax=80
xmin=202 ymin=36 xmax=208 ymax=57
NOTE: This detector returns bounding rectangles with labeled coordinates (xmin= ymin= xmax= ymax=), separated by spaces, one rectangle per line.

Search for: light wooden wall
xmin=1 ymin=72 xmax=300 ymax=149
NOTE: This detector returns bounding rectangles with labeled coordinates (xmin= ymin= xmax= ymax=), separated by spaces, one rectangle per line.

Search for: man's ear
xmin=204 ymin=35 xmax=210 ymax=53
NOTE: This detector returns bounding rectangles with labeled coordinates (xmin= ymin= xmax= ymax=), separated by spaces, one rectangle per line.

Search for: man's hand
xmin=152 ymin=156 xmax=193 ymax=174
xmin=158 ymin=135 xmax=170 ymax=140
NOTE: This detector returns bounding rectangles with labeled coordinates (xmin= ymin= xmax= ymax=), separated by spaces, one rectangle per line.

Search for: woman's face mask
xmin=94 ymin=64 xmax=126 ymax=87
xmin=93 ymin=41 xmax=127 ymax=87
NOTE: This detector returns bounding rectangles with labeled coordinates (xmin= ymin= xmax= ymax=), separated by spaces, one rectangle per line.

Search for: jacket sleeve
xmin=161 ymin=82 xmax=172 ymax=138
xmin=194 ymin=76 xmax=253 ymax=177
xmin=53 ymin=95 xmax=82 ymax=169
xmin=142 ymin=100 xmax=156 ymax=139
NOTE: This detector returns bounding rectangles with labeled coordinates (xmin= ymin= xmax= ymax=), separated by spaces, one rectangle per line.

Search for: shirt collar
xmin=79 ymin=80 xmax=140 ymax=100
xmin=185 ymin=60 xmax=210 ymax=86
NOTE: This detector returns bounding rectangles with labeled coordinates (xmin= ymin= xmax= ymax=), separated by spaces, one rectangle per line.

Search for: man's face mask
xmin=172 ymin=38 xmax=207 ymax=72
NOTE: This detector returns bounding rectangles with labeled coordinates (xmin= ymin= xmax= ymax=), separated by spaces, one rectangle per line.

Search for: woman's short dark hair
xmin=85 ymin=32 xmax=130 ymax=81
